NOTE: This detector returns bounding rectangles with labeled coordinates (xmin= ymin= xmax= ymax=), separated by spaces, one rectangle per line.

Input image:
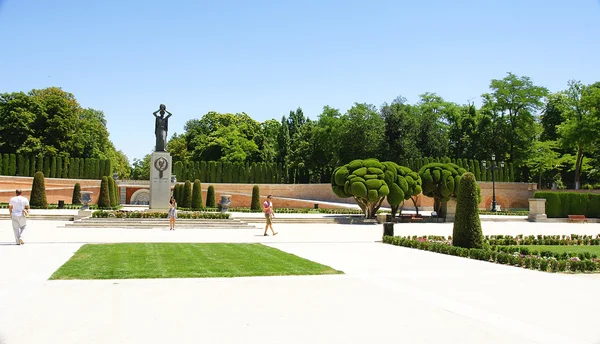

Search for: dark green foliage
xmin=589 ymin=194 xmax=600 ymax=218
xmin=381 ymin=161 xmax=423 ymax=216
xmin=62 ymin=157 xmax=69 ymax=178
xmin=1 ymin=153 xmax=8 ymax=175
xmin=192 ymin=179 xmax=202 ymax=210
xmin=251 ymin=185 xmax=261 ymax=211
xmin=173 ymin=184 xmax=180 ymax=204
xmin=453 ymin=173 xmax=483 ymax=249
xmin=23 ymin=155 xmax=30 ymax=177
xmin=0 ymin=155 xmax=3 ymax=175
xmin=98 ymin=176 xmax=111 ymax=208
xmin=183 ymin=180 xmax=192 ymax=208
xmin=30 ymin=171 xmax=48 ymax=208
xmin=43 ymin=156 xmax=50 ymax=177
xmin=56 ymin=157 xmax=63 ymax=178
xmin=36 ymin=155 xmax=43 ymax=174
xmin=50 ymin=156 xmax=57 ymax=178
xmin=206 ymin=185 xmax=216 ymax=207
xmin=215 ymin=162 xmax=222 ymax=183
xmin=173 ymin=161 xmax=183 ymax=181
xmin=535 ymin=191 xmax=600 ymax=218
xmin=79 ymin=158 xmax=85 ymax=178
xmin=113 ymin=178 xmax=119 ymax=206
xmin=419 ymin=163 xmax=469 ymax=215
xmin=108 ymin=176 xmax=117 ymax=207
xmin=209 ymin=161 xmax=216 ymax=183
xmin=72 ymin=183 xmax=82 ymax=205
xmin=30 ymin=156 xmax=36 ymax=176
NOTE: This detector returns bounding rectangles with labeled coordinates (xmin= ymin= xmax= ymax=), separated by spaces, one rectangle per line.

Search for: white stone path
xmin=1 ymin=219 xmax=600 ymax=344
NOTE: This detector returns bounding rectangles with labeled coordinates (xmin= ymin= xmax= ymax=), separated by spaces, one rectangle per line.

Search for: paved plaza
xmin=1 ymin=216 xmax=600 ymax=344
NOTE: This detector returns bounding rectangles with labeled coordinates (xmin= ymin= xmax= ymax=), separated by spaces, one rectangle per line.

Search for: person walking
xmin=168 ymin=195 xmax=177 ymax=230
xmin=263 ymin=195 xmax=277 ymax=236
xmin=9 ymin=189 xmax=30 ymax=245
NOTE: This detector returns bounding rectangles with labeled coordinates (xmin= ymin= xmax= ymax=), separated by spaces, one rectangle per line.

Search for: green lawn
xmin=50 ymin=243 xmax=342 ymax=280
xmin=514 ymin=245 xmax=600 ymax=256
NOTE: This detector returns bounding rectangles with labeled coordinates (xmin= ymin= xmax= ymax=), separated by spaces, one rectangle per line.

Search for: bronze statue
xmin=153 ymin=104 xmax=172 ymax=152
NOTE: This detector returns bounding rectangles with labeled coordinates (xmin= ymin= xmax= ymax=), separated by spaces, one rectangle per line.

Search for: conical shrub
xmin=183 ymin=180 xmax=192 ymax=208
xmin=98 ymin=176 xmax=111 ymax=208
xmin=191 ymin=179 xmax=202 ymax=210
xmin=452 ymin=172 xmax=483 ymax=249
xmin=108 ymin=176 xmax=116 ymax=207
xmin=30 ymin=171 xmax=48 ymax=208
xmin=72 ymin=183 xmax=82 ymax=205
xmin=250 ymin=185 xmax=261 ymax=211
xmin=206 ymin=185 xmax=215 ymax=207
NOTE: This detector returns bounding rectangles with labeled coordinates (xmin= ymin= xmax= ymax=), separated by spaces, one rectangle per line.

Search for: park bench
xmin=568 ymin=215 xmax=587 ymax=223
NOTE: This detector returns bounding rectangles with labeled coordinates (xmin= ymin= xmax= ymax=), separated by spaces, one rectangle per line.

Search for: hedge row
xmin=383 ymin=235 xmax=600 ymax=273
xmin=534 ymin=191 xmax=600 ymax=218
xmin=170 ymin=157 xmax=515 ymax=185
xmin=0 ymin=153 xmax=112 ymax=180
xmin=486 ymin=234 xmax=600 ymax=246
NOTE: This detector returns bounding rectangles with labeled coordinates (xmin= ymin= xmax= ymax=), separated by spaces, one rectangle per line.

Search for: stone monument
xmin=150 ymin=104 xmax=173 ymax=211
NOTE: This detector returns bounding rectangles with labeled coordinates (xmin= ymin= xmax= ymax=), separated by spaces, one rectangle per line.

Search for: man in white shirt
xmin=9 ymin=189 xmax=30 ymax=245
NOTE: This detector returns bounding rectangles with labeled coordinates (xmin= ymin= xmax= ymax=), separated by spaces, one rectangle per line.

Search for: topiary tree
xmin=108 ymin=176 xmax=116 ymax=207
xmin=30 ymin=171 xmax=48 ymax=208
xmin=250 ymin=185 xmax=261 ymax=211
xmin=419 ymin=163 xmax=467 ymax=218
xmin=206 ymin=185 xmax=216 ymax=207
xmin=452 ymin=172 xmax=483 ymax=249
xmin=98 ymin=176 xmax=111 ymax=208
xmin=182 ymin=180 xmax=192 ymax=208
xmin=192 ymin=179 xmax=202 ymax=210
xmin=72 ymin=183 xmax=82 ymax=205
xmin=382 ymin=162 xmax=423 ymax=217
xmin=113 ymin=178 xmax=119 ymax=206
xmin=331 ymin=158 xmax=391 ymax=218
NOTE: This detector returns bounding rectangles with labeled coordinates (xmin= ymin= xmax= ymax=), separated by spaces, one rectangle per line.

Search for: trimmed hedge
xmin=534 ymin=191 xmax=600 ymax=218
xmin=191 ymin=179 xmax=202 ymax=210
xmin=30 ymin=171 xmax=48 ymax=208
xmin=92 ymin=210 xmax=230 ymax=219
xmin=453 ymin=173 xmax=483 ymax=249
xmin=72 ymin=183 xmax=82 ymax=205
xmin=250 ymin=185 xmax=261 ymax=211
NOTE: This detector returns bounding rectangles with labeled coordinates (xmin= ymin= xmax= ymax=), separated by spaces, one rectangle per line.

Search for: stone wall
xmin=1 ymin=175 xmax=537 ymax=210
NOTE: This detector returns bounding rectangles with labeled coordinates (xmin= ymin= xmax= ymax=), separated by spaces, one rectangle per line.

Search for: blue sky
xmin=1 ymin=0 xmax=599 ymax=162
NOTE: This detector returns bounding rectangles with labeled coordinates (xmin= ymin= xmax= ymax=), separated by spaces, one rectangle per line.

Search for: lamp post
xmin=482 ymin=154 xmax=505 ymax=212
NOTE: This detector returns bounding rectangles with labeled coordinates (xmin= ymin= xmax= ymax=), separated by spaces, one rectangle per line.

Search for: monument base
xmin=149 ymin=152 xmax=173 ymax=210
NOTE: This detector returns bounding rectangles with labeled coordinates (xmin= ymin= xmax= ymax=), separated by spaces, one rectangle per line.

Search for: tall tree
xmin=337 ymin=103 xmax=385 ymax=164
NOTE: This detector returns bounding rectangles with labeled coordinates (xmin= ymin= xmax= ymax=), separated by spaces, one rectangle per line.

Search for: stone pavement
xmin=1 ymin=219 xmax=600 ymax=343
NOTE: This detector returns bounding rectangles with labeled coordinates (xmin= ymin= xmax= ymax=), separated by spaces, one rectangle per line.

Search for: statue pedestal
xmin=149 ymin=152 xmax=172 ymax=211
xmin=528 ymin=198 xmax=547 ymax=222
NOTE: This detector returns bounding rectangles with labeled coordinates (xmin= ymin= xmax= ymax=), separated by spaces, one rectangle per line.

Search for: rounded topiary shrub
xmin=30 ymin=171 xmax=48 ymax=208
xmin=452 ymin=172 xmax=483 ymax=249
xmin=183 ymin=180 xmax=192 ymax=208
xmin=72 ymin=183 xmax=82 ymax=205
xmin=191 ymin=179 xmax=202 ymax=210
xmin=98 ymin=176 xmax=111 ymax=208
xmin=250 ymin=185 xmax=261 ymax=211
xmin=206 ymin=185 xmax=216 ymax=207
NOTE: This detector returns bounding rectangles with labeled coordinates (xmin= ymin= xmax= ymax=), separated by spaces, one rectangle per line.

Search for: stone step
xmin=0 ymin=214 xmax=74 ymax=221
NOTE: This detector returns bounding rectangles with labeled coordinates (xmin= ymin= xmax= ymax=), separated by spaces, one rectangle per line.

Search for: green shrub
xmin=206 ymin=185 xmax=215 ymax=207
xmin=250 ymin=185 xmax=261 ymax=211
xmin=9 ymin=154 xmax=17 ymax=176
xmin=182 ymin=180 xmax=192 ymax=208
xmin=588 ymin=194 xmax=600 ymax=218
xmin=419 ymin=162 xmax=469 ymax=216
xmin=452 ymin=173 xmax=483 ymax=249
xmin=72 ymin=183 xmax=82 ymax=205
xmin=98 ymin=177 xmax=111 ymax=208
xmin=108 ymin=176 xmax=116 ymax=207
xmin=191 ymin=179 xmax=202 ymax=210
xmin=30 ymin=171 xmax=48 ymax=208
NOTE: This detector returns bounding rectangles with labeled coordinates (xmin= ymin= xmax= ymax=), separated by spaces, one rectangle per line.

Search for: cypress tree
xmin=183 ymin=180 xmax=192 ymax=208
xmin=94 ymin=159 xmax=101 ymax=179
xmin=2 ymin=153 xmax=8 ymax=175
xmin=99 ymin=159 xmax=105 ymax=178
xmin=63 ymin=157 xmax=69 ymax=178
xmin=72 ymin=183 xmax=82 ymax=205
xmin=36 ymin=155 xmax=43 ymax=174
xmin=79 ymin=158 xmax=85 ymax=178
xmin=30 ymin=171 xmax=48 ymax=209
xmin=98 ymin=176 xmax=111 ymax=208
xmin=113 ymin=178 xmax=120 ymax=206
xmin=108 ymin=176 xmax=116 ymax=207
xmin=24 ymin=155 xmax=30 ymax=177
xmin=50 ymin=156 xmax=57 ymax=178
xmin=215 ymin=162 xmax=223 ymax=183
xmin=68 ymin=158 xmax=75 ymax=178
xmin=17 ymin=154 xmax=25 ymax=176
xmin=192 ymin=179 xmax=202 ymax=210
xmin=509 ymin=163 xmax=515 ymax=182
xmin=250 ymin=185 xmax=261 ymax=211
xmin=173 ymin=184 xmax=180 ymax=203
xmin=206 ymin=185 xmax=216 ymax=207
xmin=56 ymin=157 xmax=63 ymax=178
xmin=200 ymin=161 xmax=207 ymax=182
xmin=8 ymin=154 xmax=17 ymax=176
xmin=0 ymin=154 xmax=3 ymax=175
xmin=104 ymin=159 xmax=112 ymax=178
xmin=209 ymin=161 xmax=216 ymax=183
xmin=452 ymin=172 xmax=483 ymax=249
xmin=72 ymin=158 xmax=80 ymax=179
xmin=195 ymin=161 xmax=201 ymax=181
xmin=29 ymin=156 xmax=36 ymax=176
xmin=173 ymin=161 xmax=183 ymax=181
xmin=43 ymin=156 xmax=50 ymax=177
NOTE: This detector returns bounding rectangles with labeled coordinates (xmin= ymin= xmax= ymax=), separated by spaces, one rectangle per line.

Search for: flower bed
xmin=486 ymin=234 xmax=600 ymax=246
xmin=383 ymin=235 xmax=600 ymax=273
xmin=92 ymin=210 xmax=230 ymax=219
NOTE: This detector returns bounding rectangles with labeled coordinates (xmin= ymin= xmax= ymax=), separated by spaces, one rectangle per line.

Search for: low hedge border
xmin=486 ymin=234 xmax=600 ymax=246
xmin=383 ymin=235 xmax=600 ymax=273
xmin=92 ymin=210 xmax=230 ymax=219
xmin=479 ymin=210 xmax=529 ymax=216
